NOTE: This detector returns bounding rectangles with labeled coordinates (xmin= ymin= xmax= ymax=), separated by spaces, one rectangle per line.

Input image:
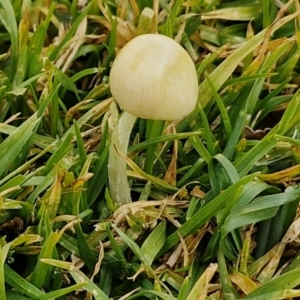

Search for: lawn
xmin=1 ymin=0 xmax=300 ymax=299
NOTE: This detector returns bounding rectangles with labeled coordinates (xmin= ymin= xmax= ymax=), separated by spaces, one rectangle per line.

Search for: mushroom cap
xmin=109 ymin=34 xmax=199 ymax=120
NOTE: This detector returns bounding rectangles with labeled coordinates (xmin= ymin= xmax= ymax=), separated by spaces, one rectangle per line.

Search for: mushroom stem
xmin=108 ymin=111 xmax=137 ymax=207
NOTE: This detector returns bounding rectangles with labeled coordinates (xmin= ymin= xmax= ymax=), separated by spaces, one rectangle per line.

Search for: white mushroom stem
xmin=108 ymin=111 xmax=137 ymax=207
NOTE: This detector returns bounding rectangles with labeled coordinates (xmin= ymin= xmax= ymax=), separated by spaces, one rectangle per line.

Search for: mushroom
xmin=108 ymin=34 xmax=199 ymax=207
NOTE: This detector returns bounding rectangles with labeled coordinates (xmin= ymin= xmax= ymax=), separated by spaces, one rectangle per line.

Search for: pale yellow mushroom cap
xmin=109 ymin=34 xmax=199 ymax=121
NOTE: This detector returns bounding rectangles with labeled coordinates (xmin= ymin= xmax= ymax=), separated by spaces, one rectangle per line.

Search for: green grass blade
xmin=169 ymin=0 xmax=184 ymax=22
xmin=236 ymin=89 xmax=300 ymax=176
xmin=4 ymin=264 xmax=45 ymax=298
xmin=141 ymin=221 xmax=166 ymax=265
xmin=128 ymin=131 xmax=202 ymax=153
xmin=13 ymin=15 xmax=28 ymax=87
xmin=127 ymin=290 xmax=177 ymax=300
xmin=0 ymin=244 xmax=7 ymax=300
xmin=189 ymin=136 xmax=211 ymax=163
xmin=28 ymin=2 xmax=55 ymax=78
xmin=49 ymin=4 xmax=91 ymax=61
xmin=214 ymin=154 xmax=240 ymax=183
xmin=60 ymin=67 xmax=101 ymax=98
xmin=33 ymin=282 xmax=86 ymax=300
xmin=30 ymin=232 xmax=60 ymax=288
xmin=206 ymin=73 xmax=232 ymax=141
xmin=0 ymin=0 xmax=18 ymax=81
xmin=86 ymin=146 xmax=109 ymax=206
xmin=201 ymin=5 xmax=261 ymax=21
xmin=222 ymin=73 xmax=277 ymax=89
xmin=41 ymin=131 xmax=73 ymax=176
xmin=6 ymin=290 xmax=31 ymax=300
xmin=112 ymin=224 xmax=155 ymax=277
xmin=217 ymin=249 xmax=239 ymax=300
xmin=244 ymin=289 xmax=300 ymax=300
xmin=198 ymin=103 xmax=215 ymax=156
xmin=73 ymin=120 xmax=87 ymax=165
xmin=159 ymin=173 xmax=258 ymax=255
xmin=0 ymin=114 xmax=40 ymax=178
xmin=117 ymin=147 xmax=178 ymax=192
xmin=106 ymin=226 xmax=127 ymax=263
xmin=75 ymin=223 xmax=97 ymax=271
xmin=144 ymin=120 xmax=164 ymax=174
xmin=41 ymin=259 xmax=109 ymax=300
xmin=221 ymin=188 xmax=300 ymax=236
xmin=49 ymin=88 xmax=60 ymax=138
xmin=245 ymin=268 xmax=300 ymax=298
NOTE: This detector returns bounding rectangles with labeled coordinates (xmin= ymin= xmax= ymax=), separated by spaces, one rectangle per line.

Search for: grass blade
xmin=159 ymin=173 xmax=258 ymax=255
xmin=0 ymin=114 xmax=40 ymax=178
xmin=0 ymin=0 xmax=18 ymax=81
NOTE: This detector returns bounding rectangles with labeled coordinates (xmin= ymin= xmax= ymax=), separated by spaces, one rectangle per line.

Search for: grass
xmin=0 ymin=0 xmax=300 ymax=299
